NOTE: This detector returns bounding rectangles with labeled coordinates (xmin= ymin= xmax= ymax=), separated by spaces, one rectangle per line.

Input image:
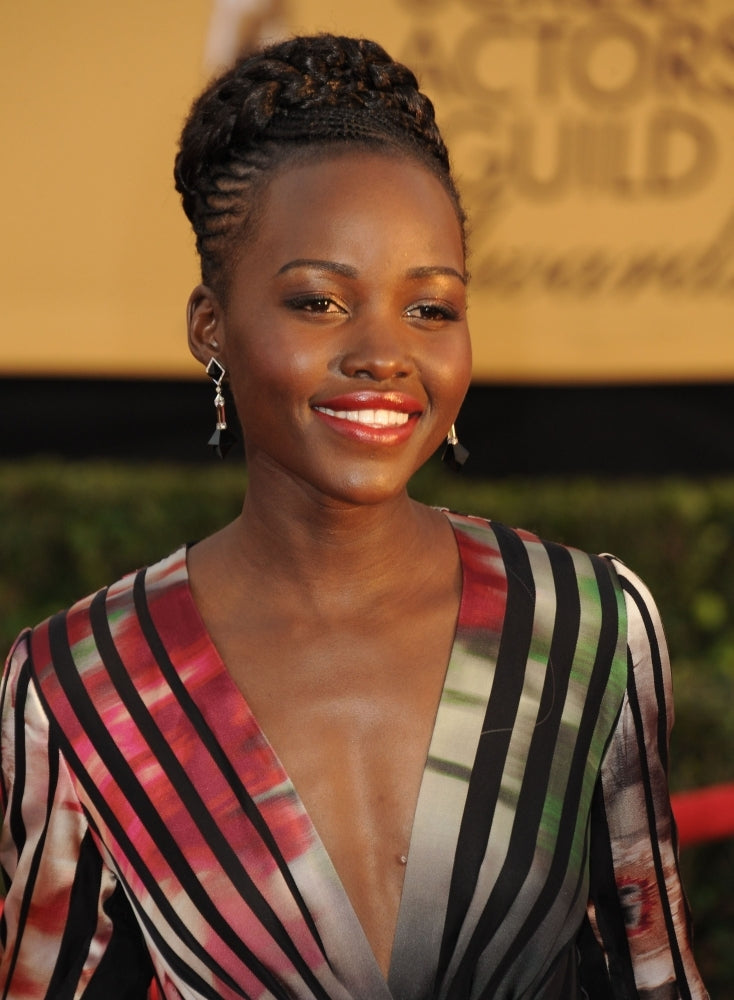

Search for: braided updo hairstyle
xmin=174 ymin=34 xmax=465 ymax=298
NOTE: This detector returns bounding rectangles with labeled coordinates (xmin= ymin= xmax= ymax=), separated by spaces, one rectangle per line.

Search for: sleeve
xmin=580 ymin=560 xmax=709 ymax=1000
xmin=0 ymin=632 xmax=154 ymax=998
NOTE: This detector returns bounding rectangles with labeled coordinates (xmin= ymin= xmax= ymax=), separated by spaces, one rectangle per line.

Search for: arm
xmin=582 ymin=561 xmax=708 ymax=1000
xmin=0 ymin=633 xmax=153 ymax=998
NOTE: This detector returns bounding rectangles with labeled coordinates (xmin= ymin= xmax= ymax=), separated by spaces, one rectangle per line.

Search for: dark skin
xmin=187 ymin=152 xmax=472 ymax=976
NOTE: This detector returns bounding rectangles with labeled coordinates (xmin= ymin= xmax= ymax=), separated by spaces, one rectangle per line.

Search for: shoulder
xmin=602 ymin=555 xmax=669 ymax=659
xmin=600 ymin=554 xmax=674 ymax=739
xmin=444 ymin=509 xmax=624 ymax=596
xmin=1 ymin=631 xmax=34 ymax=802
xmin=0 ymin=629 xmax=63 ymax=818
xmin=446 ymin=509 xmax=646 ymax=672
xmin=445 ymin=509 xmax=652 ymax=597
xmin=445 ymin=509 xmax=630 ymax=656
xmin=8 ymin=546 xmax=190 ymax=714
xmin=1 ymin=547 xmax=192 ymax=800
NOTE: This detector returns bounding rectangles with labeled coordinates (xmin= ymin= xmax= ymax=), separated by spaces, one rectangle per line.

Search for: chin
xmin=249 ymin=447 xmax=427 ymax=509
xmin=320 ymin=466 xmax=413 ymax=508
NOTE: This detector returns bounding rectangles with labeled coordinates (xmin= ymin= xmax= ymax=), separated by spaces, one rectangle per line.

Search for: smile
xmin=313 ymin=407 xmax=411 ymax=428
xmin=311 ymin=394 xmax=422 ymax=446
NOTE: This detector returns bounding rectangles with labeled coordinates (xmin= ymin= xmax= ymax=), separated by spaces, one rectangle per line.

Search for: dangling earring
xmin=205 ymin=357 xmax=236 ymax=458
xmin=442 ymin=423 xmax=469 ymax=471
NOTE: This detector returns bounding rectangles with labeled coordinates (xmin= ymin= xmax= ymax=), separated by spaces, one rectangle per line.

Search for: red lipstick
xmin=313 ymin=391 xmax=423 ymax=413
xmin=311 ymin=391 xmax=423 ymax=445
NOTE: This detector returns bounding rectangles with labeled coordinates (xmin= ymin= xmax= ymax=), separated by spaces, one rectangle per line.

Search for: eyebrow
xmin=407 ymin=265 xmax=467 ymax=285
xmin=276 ymin=259 xmax=467 ymax=284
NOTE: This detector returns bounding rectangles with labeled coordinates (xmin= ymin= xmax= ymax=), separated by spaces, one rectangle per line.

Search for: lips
xmin=311 ymin=392 xmax=423 ymax=443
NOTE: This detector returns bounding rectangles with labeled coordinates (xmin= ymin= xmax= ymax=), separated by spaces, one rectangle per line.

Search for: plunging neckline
xmin=29 ymin=513 xmax=647 ymax=1000
xmin=168 ymin=509 xmax=477 ymax=996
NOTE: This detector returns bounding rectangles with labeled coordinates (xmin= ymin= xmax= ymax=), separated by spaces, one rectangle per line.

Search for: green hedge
xmin=1 ymin=459 xmax=732 ymax=991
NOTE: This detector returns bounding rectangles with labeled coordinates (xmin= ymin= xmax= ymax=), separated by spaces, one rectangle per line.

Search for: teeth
xmin=316 ymin=407 xmax=410 ymax=427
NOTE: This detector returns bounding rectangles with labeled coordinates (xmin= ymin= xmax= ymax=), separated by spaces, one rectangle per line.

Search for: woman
xmin=0 ymin=34 xmax=707 ymax=1000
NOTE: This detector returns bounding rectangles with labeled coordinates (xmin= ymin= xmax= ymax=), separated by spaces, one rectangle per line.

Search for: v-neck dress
xmin=0 ymin=513 xmax=707 ymax=999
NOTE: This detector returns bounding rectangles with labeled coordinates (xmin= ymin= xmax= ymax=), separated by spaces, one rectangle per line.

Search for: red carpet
xmin=672 ymin=783 xmax=734 ymax=846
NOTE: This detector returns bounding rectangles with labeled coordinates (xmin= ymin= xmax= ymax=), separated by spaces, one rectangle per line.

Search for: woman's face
xmin=190 ymin=151 xmax=472 ymax=507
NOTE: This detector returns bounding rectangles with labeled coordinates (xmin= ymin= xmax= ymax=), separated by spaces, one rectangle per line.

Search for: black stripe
xmin=0 ymin=632 xmax=28 ymax=818
xmin=102 ymin=861 xmax=226 ymax=1000
xmin=618 ymin=567 xmax=688 ymax=919
xmin=583 ymin=777 xmax=637 ymax=999
xmin=38 ymin=606 xmax=249 ymax=1000
xmin=438 ymin=522 xmax=537 ymax=987
xmin=93 ymin=573 xmax=330 ymax=998
xmin=132 ymin=568 xmax=329 ymax=967
xmin=621 ymin=589 xmax=693 ymax=1000
xmin=84 ymin=881 xmax=156 ymax=1000
xmin=45 ymin=830 xmax=105 ymax=1000
xmin=0 ymin=636 xmax=24 ymax=953
xmin=2 ymin=659 xmax=59 ymax=1000
xmin=577 ymin=917 xmax=616 ymax=1000
xmin=448 ymin=540 xmax=584 ymax=998
xmin=37 ymin=581 xmax=331 ymax=1000
xmin=621 ymin=575 xmax=670 ymax=775
xmin=6 ymin=652 xmax=29 ymax=858
xmin=476 ymin=549 xmax=624 ymax=997
xmin=84 ymin=584 xmax=315 ymax=998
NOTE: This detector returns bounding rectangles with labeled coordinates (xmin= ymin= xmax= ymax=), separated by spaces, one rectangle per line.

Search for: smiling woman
xmin=185 ymin=152 xmax=471 ymax=506
xmin=0 ymin=33 xmax=709 ymax=1000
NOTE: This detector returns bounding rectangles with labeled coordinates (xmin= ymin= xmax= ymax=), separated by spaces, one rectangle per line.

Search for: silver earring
xmin=205 ymin=358 xmax=236 ymax=458
xmin=442 ymin=423 xmax=469 ymax=471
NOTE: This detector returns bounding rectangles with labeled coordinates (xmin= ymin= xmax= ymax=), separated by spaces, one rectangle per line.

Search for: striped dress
xmin=0 ymin=512 xmax=708 ymax=999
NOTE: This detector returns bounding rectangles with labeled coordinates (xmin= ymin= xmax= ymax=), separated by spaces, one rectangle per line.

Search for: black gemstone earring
xmin=205 ymin=358 xmax=236 ymax=458
xmin=442 ymin=424 xmax=469 ymax=471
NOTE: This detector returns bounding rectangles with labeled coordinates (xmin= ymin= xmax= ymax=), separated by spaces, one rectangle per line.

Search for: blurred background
xmin=1 ymin=0 xmax=733 ymax=991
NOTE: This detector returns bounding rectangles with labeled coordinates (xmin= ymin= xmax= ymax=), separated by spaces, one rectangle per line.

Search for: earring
xmin=205 ymin=358 xmax=236 ymax=458
xmin=442 ymin=424 xmax=469 ymax=471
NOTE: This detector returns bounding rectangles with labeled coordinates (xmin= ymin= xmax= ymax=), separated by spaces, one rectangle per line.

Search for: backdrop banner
xmin=2 ymin=0 xmax=733 ymax=381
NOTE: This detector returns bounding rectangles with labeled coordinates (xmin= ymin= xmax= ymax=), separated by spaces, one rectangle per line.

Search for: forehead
xmin=240 ymin=150 xmax=465 ymax=270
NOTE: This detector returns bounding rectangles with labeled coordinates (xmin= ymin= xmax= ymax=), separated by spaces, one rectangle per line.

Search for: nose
xmin=338 ymin=320 xmax=415 ymax=381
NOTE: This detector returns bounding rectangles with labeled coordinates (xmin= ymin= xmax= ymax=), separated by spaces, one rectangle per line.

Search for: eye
xmin=285 ymin=294 xmax=346 ymax=314
xmin=405 ymin=302 xmax=460 ymax=323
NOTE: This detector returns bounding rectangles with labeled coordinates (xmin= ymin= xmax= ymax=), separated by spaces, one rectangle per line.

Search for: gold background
xmin=2 ymin=0 xmax=733 ymax=381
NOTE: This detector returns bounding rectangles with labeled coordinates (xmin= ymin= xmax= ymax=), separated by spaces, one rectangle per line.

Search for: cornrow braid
xmin=174 ymin=33 xmax=464 ymax=296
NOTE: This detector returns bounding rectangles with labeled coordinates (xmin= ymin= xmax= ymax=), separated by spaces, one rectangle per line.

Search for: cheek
xmin=431 ymin=332 xmax=473 ymax=409
xmin=227 ymin=337 xmax=329 ymax=429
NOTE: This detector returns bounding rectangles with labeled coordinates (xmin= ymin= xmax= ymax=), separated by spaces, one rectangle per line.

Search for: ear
xmin=187 ymin=285 xmax=225 ymax=368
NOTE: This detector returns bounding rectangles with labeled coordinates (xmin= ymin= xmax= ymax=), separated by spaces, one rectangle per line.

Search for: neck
xmin=224 ymin=462 xmax=442 ymax=609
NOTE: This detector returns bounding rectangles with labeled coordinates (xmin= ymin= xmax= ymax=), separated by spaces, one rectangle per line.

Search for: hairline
xmin=207 ymin=139 xmax=466 ymax=303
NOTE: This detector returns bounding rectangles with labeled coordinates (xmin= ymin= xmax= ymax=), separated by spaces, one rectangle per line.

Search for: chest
xmin=212 ymin=601 xmax=459 ymax=974
xmin=222 ymin=606 xmax=454 ymax=842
